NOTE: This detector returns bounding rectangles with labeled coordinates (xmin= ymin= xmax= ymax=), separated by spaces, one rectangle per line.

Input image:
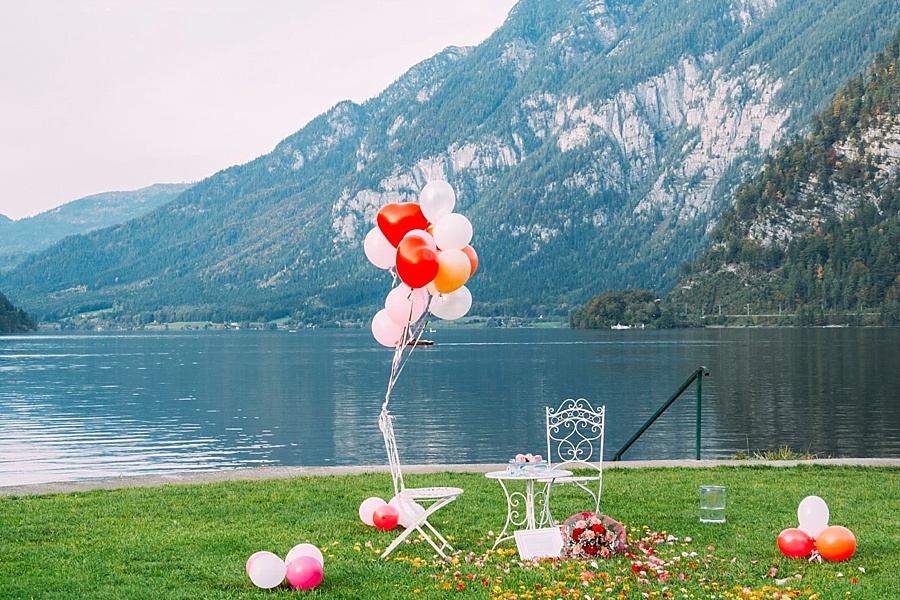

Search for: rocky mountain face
xmin=0 ymin=183 xmax=191 ymax=271
xmin=3 ymin=0 xmax=900 ymax=324
xmin=670 ymin=34 xmax=900 ymax=325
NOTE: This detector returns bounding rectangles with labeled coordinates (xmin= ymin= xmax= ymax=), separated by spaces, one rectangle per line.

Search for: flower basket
xmin=561 ymin=512 xmax=627 ymax=559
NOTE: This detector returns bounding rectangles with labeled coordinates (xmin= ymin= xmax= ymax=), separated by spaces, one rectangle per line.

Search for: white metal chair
xmin=541 ymin=398 xmax=605 ymax=520
xmin=378 ymin=409 xmax=463 ymax=558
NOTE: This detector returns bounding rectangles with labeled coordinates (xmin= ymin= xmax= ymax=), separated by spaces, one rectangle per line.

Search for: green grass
xmin=1 ymin=466 xmax=897 ymax=599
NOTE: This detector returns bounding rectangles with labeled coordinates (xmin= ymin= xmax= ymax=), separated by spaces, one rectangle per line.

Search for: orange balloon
xmin=462 ymin=245 xmax=479 ymax=277
xmin=816 ymin=525 xmax=856 ymax=561
xmin=432 ymin=249 xmax=471 ymax=294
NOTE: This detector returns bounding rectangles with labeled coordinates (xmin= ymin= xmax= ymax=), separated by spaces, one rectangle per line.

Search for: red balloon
xmin=377 ymin=203 xmax=428 ymax=247
xmin=461 ymin=245 xmax=479 ymax=277
xmin=396 ymin=235 xmax=438 ymax=289
xmin=816 ymin=525 xmax=856 ymax=561
xmin=373 ymin=504 xmax=400 ymax=530
xmin=777 ymin=528 xmax=814 ymax=558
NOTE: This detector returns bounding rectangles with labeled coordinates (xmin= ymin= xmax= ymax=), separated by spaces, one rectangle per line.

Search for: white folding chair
xmin=541 ymin=399 xmax=605 ymax=520
xmin=379 ymin=409 xmax=463 ymax=558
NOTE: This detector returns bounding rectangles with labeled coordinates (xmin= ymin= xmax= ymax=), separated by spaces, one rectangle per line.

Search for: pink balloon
xmin=371 ymin=310 xmax=404 ymax=347
xmin=358 ymin=496 xmax=387 ymax=526
xmin=385 ymin=284 xmax=430 ymax=326
xmin=286 ymin=556 xmax=323 ymax=590
xmin=364 ymin=227 xmax=396 ymax=270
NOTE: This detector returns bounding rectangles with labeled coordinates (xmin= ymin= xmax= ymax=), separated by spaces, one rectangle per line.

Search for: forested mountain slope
xmin=0 ymin=184 xmax=191 ymax=270
xmin=3 ymin=0 xmax=899 ymax=325
xmin=670 ymin=33 xmax=900 ymax=325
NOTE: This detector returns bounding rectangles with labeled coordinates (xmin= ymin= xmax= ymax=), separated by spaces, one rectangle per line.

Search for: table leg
xmin=491 ymin=478 xmax=532 ymax=549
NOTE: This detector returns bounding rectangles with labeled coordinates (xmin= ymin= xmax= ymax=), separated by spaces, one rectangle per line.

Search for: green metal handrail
xmin=611 ymin=366 xmax=710 ymax=461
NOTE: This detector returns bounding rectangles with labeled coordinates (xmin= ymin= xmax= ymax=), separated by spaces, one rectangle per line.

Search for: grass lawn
xmin=0 ymin=465 xmax=897 ymax=599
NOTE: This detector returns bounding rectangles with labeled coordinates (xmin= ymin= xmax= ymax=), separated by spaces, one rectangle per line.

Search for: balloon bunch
xmin=777 ymin=495 xmax=857 ymax=561
xmin=364 ymin=180 xmax=478 ymax=348
xmin=359 ymin=495 xmax=426 ymax=530
xmin=245 ymin=543 xmax=324 ymax=590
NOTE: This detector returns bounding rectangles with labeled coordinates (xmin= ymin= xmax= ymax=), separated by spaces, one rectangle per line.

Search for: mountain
xmin=0 ymin=183 xmax=192 ymax=270
xmin=669 ymin=33 xmax=900 ymax=326
xmin=0 ymin=289 xmax=36 ymax=333
xmin=3 ymin=0 xmax=900 ymax=326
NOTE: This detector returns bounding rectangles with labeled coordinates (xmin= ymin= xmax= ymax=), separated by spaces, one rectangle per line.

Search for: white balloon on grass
xmin=797 ymin=495 xmax=830 ymax=538
xmin=364 ymin=227 xmax=396 ymax=270
xmin=430 ymin=286 xmax=473 ymax=320
xmin=285 ymin=543 xmax=324 ymax=568
xmin=358 ymin=496 xmax=387 ymax=527
xmin=246 ymin=551 xmax=286 ymax=589
xmin=385 ymin=284 xmax=430 ymax=326
xmin=419 ymin=180 xmax=456 ymax=223
xmin=389 ymin=495 xmax=427 ymax=529
xmin=371 ymin=310 xmax=405 ymax=347
xmin=432 ymin=213 xmax=472 ymax=251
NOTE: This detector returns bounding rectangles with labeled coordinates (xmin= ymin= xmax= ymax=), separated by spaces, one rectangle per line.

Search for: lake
xmin=1 ymin=327 xmax=898 ymax=486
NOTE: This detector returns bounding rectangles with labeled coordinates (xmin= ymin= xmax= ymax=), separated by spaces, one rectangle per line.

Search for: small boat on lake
xmin=408 ymin=339 xmax=434 ymax=346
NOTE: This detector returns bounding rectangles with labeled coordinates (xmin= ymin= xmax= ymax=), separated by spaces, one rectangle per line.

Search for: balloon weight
xmin=816 ymin=526 xmax=856 ymax=561
xmin=777 ymin=528 xmax=814 ymax=558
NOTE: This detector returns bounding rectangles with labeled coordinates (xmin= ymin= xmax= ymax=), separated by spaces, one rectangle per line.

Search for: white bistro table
xmin=485 ymin=467 xmax=572 ymax=549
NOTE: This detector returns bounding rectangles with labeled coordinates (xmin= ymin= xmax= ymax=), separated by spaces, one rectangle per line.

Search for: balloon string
xmin=381 ymin=292 xmax=431 ymax=413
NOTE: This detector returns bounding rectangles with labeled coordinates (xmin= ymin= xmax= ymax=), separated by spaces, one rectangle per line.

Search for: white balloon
xmin=358 ymin=496 xmax=387 ymax=527
xmin=797 ymin=495 xmax=830 ymax=538
xmin=432 ymin=213 xmax=473 ymax=251
xmin=430 ymin=286 xmax=472 ymax=320
xmin=247 ymin=551 xmax=286 ymax=589
xmin=364 ymin=227 xmax=396 ymax=270
xmin=419 ymin=180 xmax=456 ymax=223
xmin=385 ymin=284 xmax=430 ymax=326
xmin=285 ymin=543 xmax=324 ymax=568
xmin=389 ymin=495 xmax=426 ymax=529
xmin=371 ymin=310 xmax=404 ymax=347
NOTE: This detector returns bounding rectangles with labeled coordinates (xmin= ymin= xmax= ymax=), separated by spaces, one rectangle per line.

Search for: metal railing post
xmin=612 ymin=366 xmax=709 ymax=462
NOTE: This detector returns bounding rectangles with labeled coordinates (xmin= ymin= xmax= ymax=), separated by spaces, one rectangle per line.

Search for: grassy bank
xmin=1 ymin=465 xmax=897 ymax=599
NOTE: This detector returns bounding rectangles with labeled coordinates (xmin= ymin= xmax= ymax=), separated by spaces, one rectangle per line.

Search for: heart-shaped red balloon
xmin=396 ymin=234 xmax=438 ymax=289
xmin=377 ymin=203 xmax=428 ymax=247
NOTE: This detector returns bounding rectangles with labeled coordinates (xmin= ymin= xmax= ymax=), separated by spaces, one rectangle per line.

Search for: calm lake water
xmin=1 ymin=327 xmax=898 ymax=486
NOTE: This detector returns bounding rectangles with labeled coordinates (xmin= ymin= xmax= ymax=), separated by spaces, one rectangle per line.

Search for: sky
xmin=0 ymin=0 xmax=518 ymax=221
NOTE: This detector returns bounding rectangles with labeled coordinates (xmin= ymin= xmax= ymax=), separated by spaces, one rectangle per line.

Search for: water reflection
xmin=1 ymin=328 xmax=898 ymax=486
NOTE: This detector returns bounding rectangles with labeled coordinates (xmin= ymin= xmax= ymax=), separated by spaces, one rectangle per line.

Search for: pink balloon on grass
xmin=246 ymin=551 xmax=285 ymax=589
xmin=285 ymin=555 xmax=324 ymax=590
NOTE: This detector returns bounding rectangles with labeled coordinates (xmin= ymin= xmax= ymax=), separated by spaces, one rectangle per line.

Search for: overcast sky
xmin=0 ymin=0 xmax=517 ymax=221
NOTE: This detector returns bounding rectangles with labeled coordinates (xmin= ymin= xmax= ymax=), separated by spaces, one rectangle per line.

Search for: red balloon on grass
xmin=373 ymin=504 xmax=400 ymax=530
xmin=777 ymin=527 xmax=815 ymax=557
xmin=816 ymin=525 xmax=857 ymax=561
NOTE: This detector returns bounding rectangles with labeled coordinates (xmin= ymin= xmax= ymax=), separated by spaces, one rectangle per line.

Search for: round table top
xmin=485 ymin=468 xmax=572 ymax=480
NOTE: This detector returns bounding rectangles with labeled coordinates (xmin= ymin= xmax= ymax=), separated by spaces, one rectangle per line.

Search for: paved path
xmin=2 ymin=458 xmax=897 ymax=497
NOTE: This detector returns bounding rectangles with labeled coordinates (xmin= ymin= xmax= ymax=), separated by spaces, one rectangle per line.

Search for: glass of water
xmin=700 ymin=485 xmax=726 ymax=523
